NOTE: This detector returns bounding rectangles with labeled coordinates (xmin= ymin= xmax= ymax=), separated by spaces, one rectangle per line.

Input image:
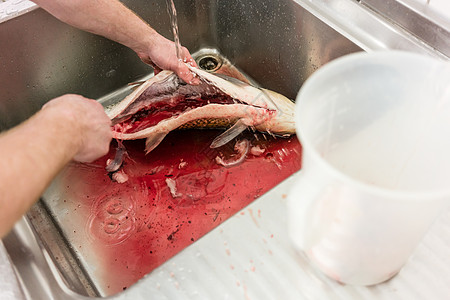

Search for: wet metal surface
xmin=43 ymin=131 xmax=301 ymax=296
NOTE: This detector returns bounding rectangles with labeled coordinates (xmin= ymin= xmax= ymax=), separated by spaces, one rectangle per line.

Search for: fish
xmin=106 ymin=63 xmax=295 ymax=153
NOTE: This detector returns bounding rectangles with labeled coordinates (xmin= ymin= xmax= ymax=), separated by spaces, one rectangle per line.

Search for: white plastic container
xmin=289 ymin=51 xmax=450 ymax=285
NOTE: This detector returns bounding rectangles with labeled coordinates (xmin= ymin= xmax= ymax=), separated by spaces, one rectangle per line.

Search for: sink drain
xmin=197 ymin=55 xmax=222 ymax=72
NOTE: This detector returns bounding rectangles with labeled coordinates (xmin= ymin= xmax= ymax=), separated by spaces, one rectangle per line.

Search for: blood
xmin=60 ymin=129 xmax=301 ymax=295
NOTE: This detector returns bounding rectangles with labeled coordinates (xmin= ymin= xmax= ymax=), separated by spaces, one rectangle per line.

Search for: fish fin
xmin=105 ymin=141 xmax=127 ymax=172
xmin=145 ymin=132 xmax=168 ymax=154
xmin=210 ymin=119 xmax=247 ymax=148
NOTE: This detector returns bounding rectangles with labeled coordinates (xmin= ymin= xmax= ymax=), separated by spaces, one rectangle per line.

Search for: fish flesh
xmin=106 ymin=63 xmax=295 ymax=153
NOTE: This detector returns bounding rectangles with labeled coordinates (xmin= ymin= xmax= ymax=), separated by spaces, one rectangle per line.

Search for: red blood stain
xmin=60 ymin=129 xmax=301 ymax=295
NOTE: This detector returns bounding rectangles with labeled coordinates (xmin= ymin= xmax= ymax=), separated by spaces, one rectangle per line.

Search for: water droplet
xmin=106 ymin=69 xmax=116 ymax=78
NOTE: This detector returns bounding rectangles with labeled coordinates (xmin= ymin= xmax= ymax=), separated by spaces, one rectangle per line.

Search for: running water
xmin=166 ymin=0 xmax=183 ymax=62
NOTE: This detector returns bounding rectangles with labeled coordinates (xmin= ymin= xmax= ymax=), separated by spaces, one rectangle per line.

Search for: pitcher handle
xmin=288 ymin=171 xmax=338 ymax=251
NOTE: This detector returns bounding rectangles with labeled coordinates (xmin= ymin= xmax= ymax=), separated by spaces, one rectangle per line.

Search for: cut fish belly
xmin=106 ymin=64 xmax=295 ymax=153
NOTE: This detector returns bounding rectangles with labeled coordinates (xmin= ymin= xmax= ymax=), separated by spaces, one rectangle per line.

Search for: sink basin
xmin=0 ymin=0 xmax=445 ymax=299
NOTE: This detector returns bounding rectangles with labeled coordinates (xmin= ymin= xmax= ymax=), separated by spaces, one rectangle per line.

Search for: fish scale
xmin=177 ymin=118 xmax=239 ymax=129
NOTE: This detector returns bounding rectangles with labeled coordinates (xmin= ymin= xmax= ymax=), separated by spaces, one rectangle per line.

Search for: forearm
xmin=0 ymin=108 xmax=80 ymax=237
xmin=32 ymin=0 xmax=199 ymax=84
xmin=32 ymin=0 xmax=157 ymax=55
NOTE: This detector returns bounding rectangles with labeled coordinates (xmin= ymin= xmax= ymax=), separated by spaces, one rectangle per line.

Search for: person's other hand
xmin=42 ymin=94 xmax=112 ymax=162
xmin=137 ymin=34 xmax=200 ymax=85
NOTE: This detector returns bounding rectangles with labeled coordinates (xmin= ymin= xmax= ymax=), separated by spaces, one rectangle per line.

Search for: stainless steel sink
xmin=0 ymin=0 xmax=446 ymax=299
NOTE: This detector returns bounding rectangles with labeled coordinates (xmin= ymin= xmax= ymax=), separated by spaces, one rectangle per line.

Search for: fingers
xmin=73 ymin=101 xmax=112 ymax=162
xmin=46 ymin=94 xmax=113 ymax=163
xmin=145 ymin=59 xmax=162 ymax=75
xmin=176 ymin=47 xmax=200 ymax=85
xmin=181 ymin=47 xmax=198 ymax=68
xmin=153 ymin=65 xmax=162 ymax=75
xmin=73 ymin=123 xmax=112 ymax=163
xmin=140 ymin=37 xmax=200 ymax=85
xmin=176 ymin=62 xmax=201 ymax=85
xmin=177 ymin=47 xmax=200 ymax=84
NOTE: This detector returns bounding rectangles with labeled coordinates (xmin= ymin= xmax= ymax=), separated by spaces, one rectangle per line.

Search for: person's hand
xmin=42 ymin=94 xmax=112 ymax=162
xmin=136 ymin=33 xmax=201 ymax=85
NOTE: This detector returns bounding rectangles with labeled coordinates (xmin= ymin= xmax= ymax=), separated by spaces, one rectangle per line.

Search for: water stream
xmin=166 ymin=0 xmax=183 ymax=62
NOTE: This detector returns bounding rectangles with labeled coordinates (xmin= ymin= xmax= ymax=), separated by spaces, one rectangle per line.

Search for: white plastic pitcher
xmin=288 ymin=51 xmax=450 ymax=285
